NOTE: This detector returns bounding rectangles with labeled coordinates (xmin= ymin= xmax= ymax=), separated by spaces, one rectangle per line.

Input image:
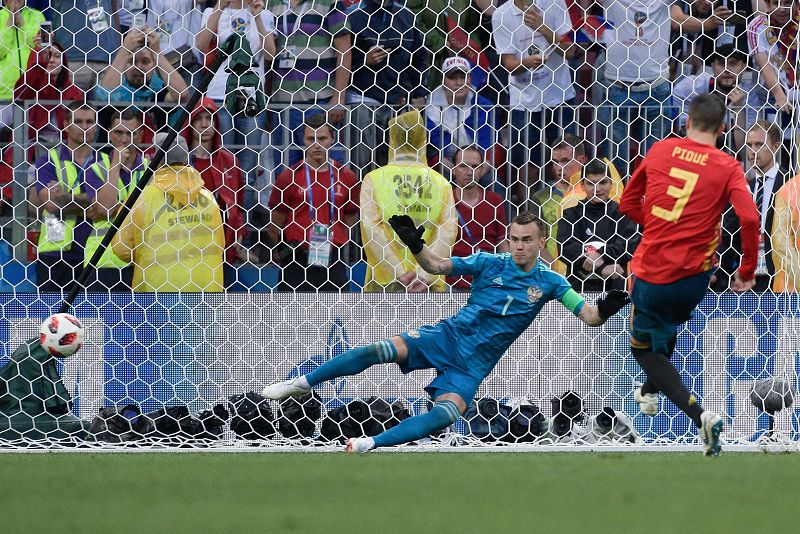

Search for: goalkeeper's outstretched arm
xmin=413 ymin=246 xmax=454 ymax=276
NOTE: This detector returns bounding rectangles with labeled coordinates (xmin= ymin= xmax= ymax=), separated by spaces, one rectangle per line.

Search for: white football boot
xmin=261 ymin=377 xmax=311 ymax=400
xmin=345 ymin=437 xmax=375 ymax=453
xmin=699 ymin=411 xmax=724 ymax=457
xmin=634 ymin=387 xmax=659 ymax=416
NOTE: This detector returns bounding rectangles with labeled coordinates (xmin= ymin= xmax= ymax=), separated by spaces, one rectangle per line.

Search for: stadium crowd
xmin=0 ymin=0 xmax=798 ymax=293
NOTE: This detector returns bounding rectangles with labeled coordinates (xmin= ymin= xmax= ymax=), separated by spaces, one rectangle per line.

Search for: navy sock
xmin=304 ymin=340 xmax=397 ymax=387
xmin=640 ymin=337 xmax=677 ymax=395
xmin=372 ymin=400 xmax=462 ymax=448
xmin=632 ymin=347 xmax=703 ymax=427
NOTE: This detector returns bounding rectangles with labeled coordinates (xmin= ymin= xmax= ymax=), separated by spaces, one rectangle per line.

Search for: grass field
xmin=0 ymin=451 xmax=796 ymax=533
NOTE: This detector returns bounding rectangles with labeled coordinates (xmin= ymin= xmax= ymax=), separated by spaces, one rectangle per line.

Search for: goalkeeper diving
xmin=262 ymin=212 xmax=630 ymax=452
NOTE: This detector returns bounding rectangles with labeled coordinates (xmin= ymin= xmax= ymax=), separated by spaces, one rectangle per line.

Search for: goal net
xmin=0 ymin=0 xmax=798 ymax=450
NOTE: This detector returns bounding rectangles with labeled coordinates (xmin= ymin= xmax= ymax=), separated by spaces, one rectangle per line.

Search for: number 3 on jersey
xmin=651 ymin=167 xmax=699 ymax=222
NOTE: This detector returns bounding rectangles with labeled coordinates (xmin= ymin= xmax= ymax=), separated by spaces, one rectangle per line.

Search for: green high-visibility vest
xmin=38 ymin=149 xmax=108 ymax=254
xmin=84 ymin=157 xmax=148 ymax=268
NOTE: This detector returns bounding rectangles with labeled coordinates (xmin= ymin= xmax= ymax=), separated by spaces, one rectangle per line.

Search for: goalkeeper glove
xmin=388 ymin=215 xmax=425 ymax=254
xmin=596 ymin=289 xmax=631 ymax=320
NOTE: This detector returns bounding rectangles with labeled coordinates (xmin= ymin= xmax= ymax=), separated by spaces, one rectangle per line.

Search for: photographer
xmin=97 ymin=27 xmax=189 ymax=105
xmin=196 ymin=0 xmax=276 ymax=212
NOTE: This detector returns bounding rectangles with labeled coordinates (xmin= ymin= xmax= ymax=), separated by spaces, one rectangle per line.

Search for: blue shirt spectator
xmin=347 ymin=0 xmax=429 ymax=106
xmin=426 ymin=57 xmax=495 ymax=170
xmin=52 ymin=0 xmax=120 ymax=92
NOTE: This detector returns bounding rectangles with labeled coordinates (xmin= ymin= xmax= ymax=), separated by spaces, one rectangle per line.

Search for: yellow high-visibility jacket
xmin=112 ymin=164 xmax=225 ymax=292
xmin=360 ymin=110 xmax=457 ymax=292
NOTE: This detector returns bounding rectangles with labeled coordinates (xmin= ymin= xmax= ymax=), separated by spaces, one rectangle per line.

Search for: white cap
xmin=153 ymin=132 xmax=189 ymax=166
xmin=442 ymin=56 xmax=470 ymax=74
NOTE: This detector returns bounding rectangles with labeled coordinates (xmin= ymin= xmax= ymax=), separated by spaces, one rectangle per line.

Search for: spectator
xmin=426 ymin=56 xmax=495 ymax=181
xmin=97 ymin=27 xmax=188 ymax=106
xmin=360 ymin=109 xmax=457 ymax=292
xmin=447 ymin=145 xmax=508 ymax=289
xmin=197 ymin=0 xmax=276 ymax=212
xmin=0 ymin=0 xmax=44 ymax=128
xmin=581 ymin=0 xmax=727 ymax=175
xmin=532 ymin=134 xmax=623 ymax=272
xmin=771 ymin=169 xmax=800 ymax=292
xmin=53 ymin=0 xmax=120 ymax=93
xmin=407 ymin=0 xmax=498 ymax=94
xmin=82 ymin=109 xmax=148 ymax=291
xmin=146 ymin=0 xmax=205 ymax=83
xmin=348 ymin=0 xmax=428 ymax=175
xmin=112 ymin=132 xmax=225 ymax=292
xmin=557 ymin=159 xmax=638 ymax=292
xmin=14 ymin=41 xmax=84 ymax=151
xmin=182 ymin=97 xmax=250 ymax=265
xmin=267 ymin=0 xmax=350 ymax=167
xmin=669 ymin=0 xmax=743 ymax=78
xmin=748 ymin=0 xmax=799 ymax=164
xmin=493 ymin=0 xmax=576 ymax=204
xmin=748 ymin=0 xmax=799 ymax=113
xmin=29 ymin=102 xmax=110 ymax=291
xmin=717 ymin=121 xmax=788 ymax=292
xmin=267 ymin=113 xmax=359 ymax=291
xmin=672 ymin=44 xmax=749 ymax=152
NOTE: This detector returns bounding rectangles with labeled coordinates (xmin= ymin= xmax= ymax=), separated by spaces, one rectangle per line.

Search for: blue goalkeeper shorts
xmin=398 ymin=324 xmax=484 ymax=404
xmin=630 ymin=270 xmax=713 ymax=355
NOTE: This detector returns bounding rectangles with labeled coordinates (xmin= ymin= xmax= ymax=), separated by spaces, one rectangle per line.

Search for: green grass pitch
xmin=0 ymin=452 xmax=796 ymax=533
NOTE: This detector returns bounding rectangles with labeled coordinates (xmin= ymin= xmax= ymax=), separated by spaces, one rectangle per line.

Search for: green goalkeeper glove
xmin=388 ymin=215 xmax=425 ymax=254
xmin=597 ymin=290 xmax=631 ymax=320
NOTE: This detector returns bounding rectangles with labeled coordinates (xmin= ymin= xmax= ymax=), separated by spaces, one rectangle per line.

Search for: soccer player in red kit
xmin=619 ymin=93 xmax=760 ymax=456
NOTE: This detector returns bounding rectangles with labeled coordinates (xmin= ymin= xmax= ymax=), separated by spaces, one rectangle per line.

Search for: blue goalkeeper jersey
xmin=444 ymin=252 xmax=585 ymax=377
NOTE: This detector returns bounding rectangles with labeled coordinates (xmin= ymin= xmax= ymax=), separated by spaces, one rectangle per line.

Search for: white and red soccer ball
xmin=39 ymin=313 xmax=84 ymax=357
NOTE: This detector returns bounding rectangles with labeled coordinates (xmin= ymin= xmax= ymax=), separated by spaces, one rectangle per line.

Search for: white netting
xmin=0 ymin=0 xmax=798 ymax=450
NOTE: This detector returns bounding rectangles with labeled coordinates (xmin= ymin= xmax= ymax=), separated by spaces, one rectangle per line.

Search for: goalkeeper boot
xmin=634 ymin=387 xmax=659 ymax=416
xmin=699 ymin=411 xmax=724 ymax=457
xmin=345 ymin=437 xmax=375 ymax=453
xmin=261 ymin=377 xmax=311 ymax=400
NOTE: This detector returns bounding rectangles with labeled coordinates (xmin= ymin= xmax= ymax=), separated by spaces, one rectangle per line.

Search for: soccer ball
xmin=39 ymin=313 xmax=84 ymax=357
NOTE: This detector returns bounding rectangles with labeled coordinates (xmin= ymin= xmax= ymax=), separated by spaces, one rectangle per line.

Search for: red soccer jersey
xmin=619 ymin=137 xmax=760 ymax=284
xmin=268 ymin=160 xmax=360 ymax=247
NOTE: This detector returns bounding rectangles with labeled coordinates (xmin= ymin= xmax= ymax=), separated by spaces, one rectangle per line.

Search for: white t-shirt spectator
xmin=748 ymin=13 xmax=796 ymax=90
xmin=602 ymin=0 xmax=673 ymax=83
xmin=147 ymin=0 xmax=204 ymax=60
xmin=492 ymin=0 xmax=574 ymax=112
xmin=200 ymin=8 xmax=276 ymax=101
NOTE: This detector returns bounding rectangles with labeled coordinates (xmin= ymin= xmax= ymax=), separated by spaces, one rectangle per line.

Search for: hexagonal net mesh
xmin=0 ymin=0 xmax=797 ymax=450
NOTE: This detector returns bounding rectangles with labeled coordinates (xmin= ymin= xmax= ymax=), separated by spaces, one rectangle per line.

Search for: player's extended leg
xmin=635 ymin=336 xmax=677 ymax=416
xmin=631 ymin=345 xmax=704 ymax=426
xmin=261 ymin=337 xmax=407 ymax=400
xmin=346 ymin=393 xmax=466 ymax=453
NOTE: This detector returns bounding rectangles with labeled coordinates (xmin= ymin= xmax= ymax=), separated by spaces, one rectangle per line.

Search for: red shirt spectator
xmin=446 ymin=146 xmax=508 ymax=289
xmin=268 ymin=160 xmax=359 ymax=248
xmin=15 ymin=42 xmax=84 ymax=149
xmin=182 ymin=98 xmax=247 ymax=264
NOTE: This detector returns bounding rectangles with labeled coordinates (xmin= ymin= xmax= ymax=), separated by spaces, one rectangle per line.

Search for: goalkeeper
xmin=263 ymin=212 xmax=629 ymax=452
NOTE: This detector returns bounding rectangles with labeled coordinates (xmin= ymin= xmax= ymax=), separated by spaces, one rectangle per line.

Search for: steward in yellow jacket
xmin=360 ymin=110 xmax=457 ymax=292
xmin=111 ymin=134 xmax=225 ymax=292
xmin=771 ymin=174 xmax=800 ymax=292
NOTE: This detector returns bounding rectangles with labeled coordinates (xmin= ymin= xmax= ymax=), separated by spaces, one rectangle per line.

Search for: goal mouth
xmin=1 ymin=293 xmax=797 ymax=452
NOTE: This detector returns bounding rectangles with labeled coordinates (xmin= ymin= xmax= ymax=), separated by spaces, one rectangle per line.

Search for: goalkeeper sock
xmin=372 ymin=400 xmax=461 ymax=448
xmin=632 ymin=348 xmax=703 ymax=428
xmin=304 ymin=340 xmax=398 ymax=388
